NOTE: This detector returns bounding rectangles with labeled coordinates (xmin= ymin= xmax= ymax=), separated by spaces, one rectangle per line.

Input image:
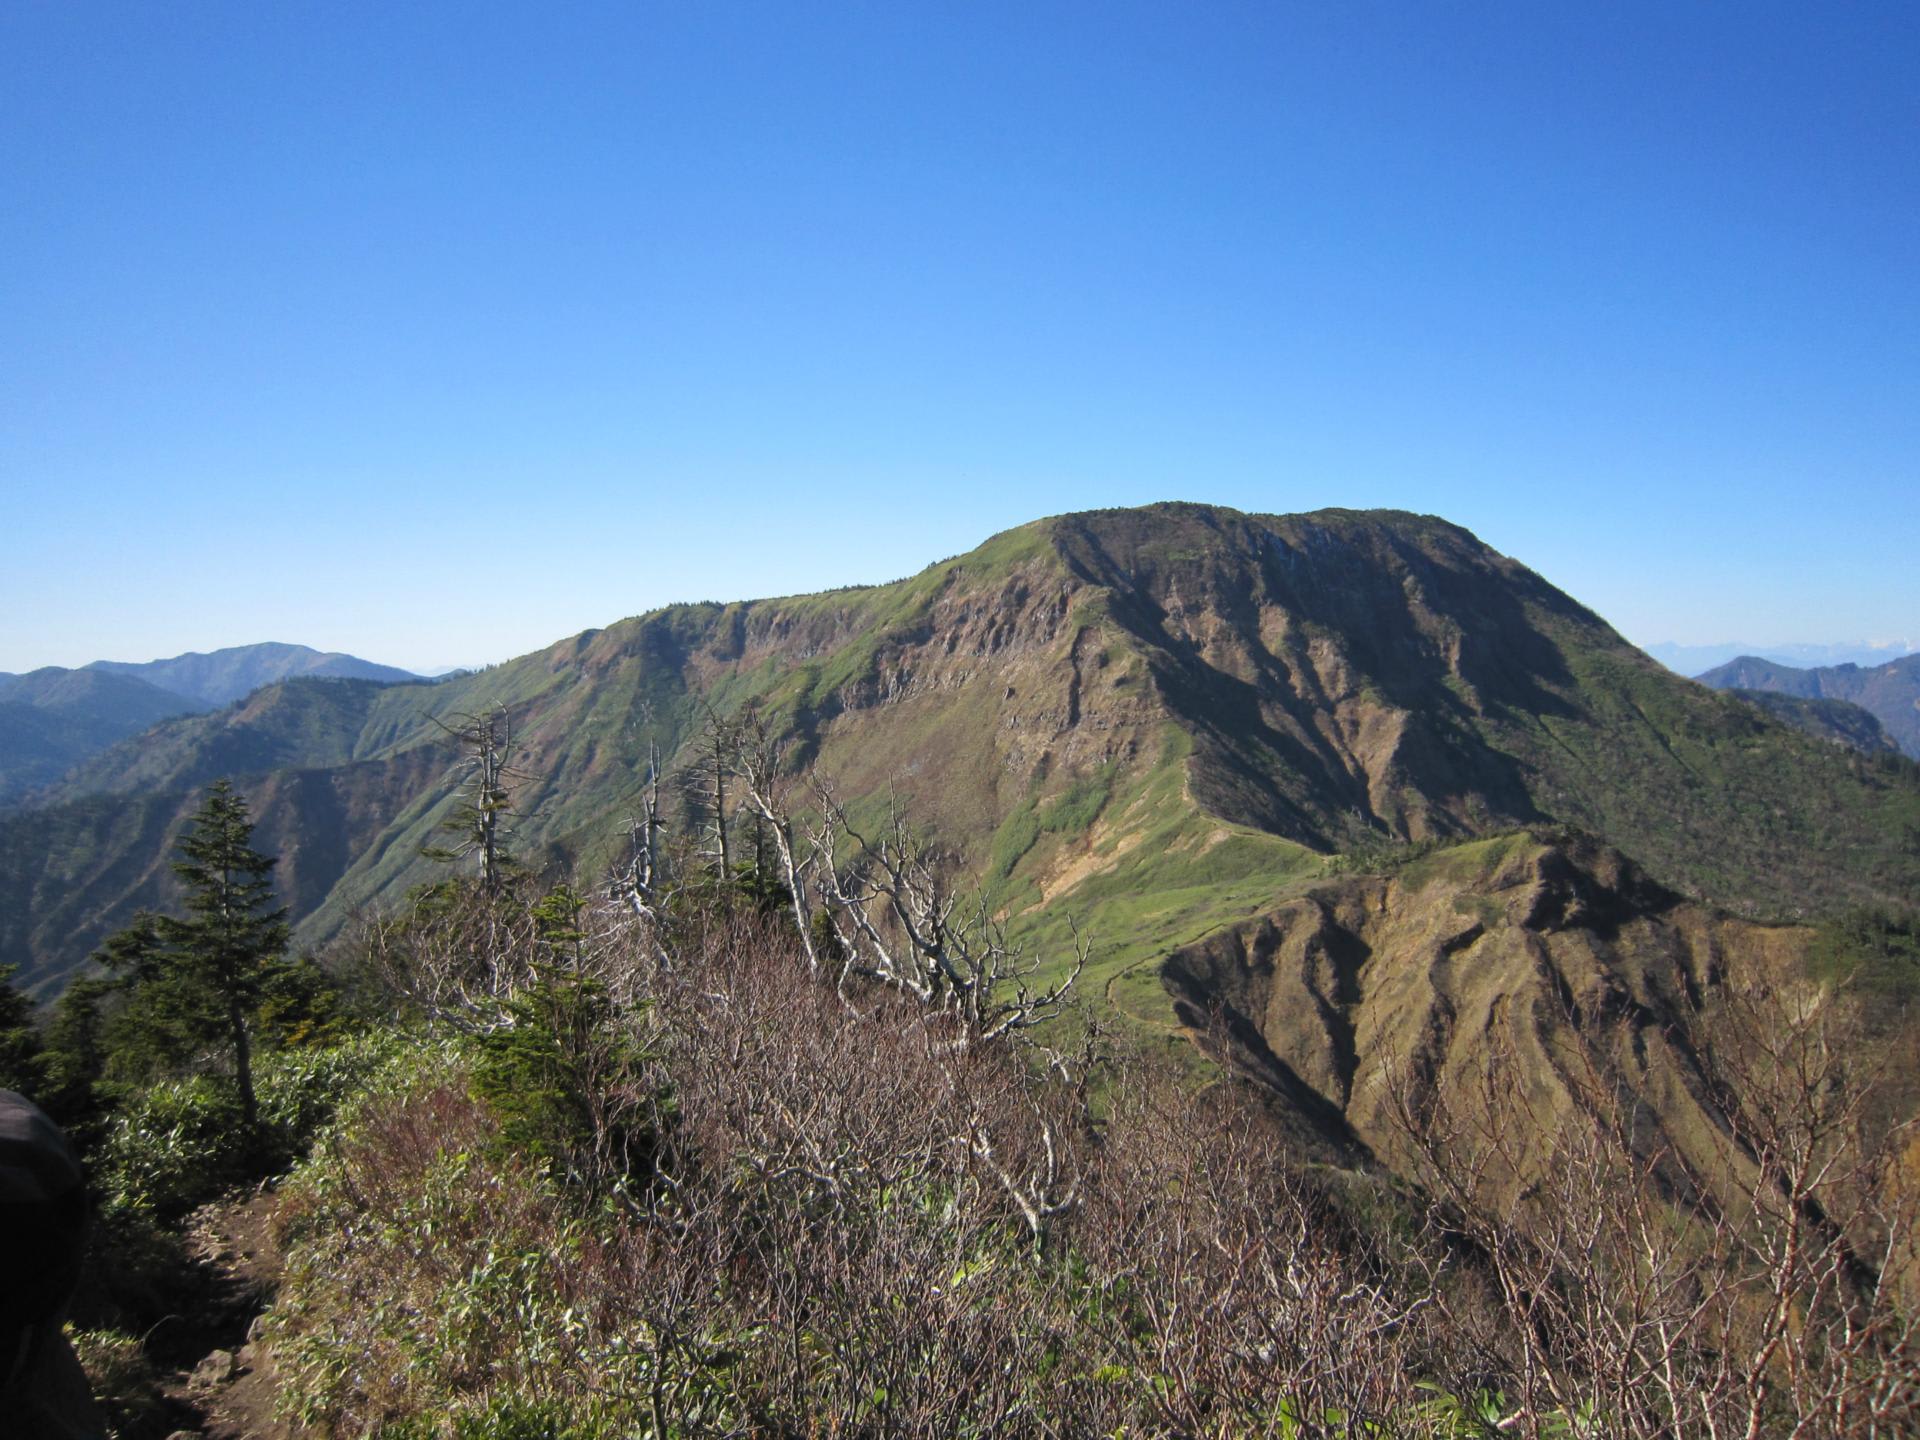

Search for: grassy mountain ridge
xmin=3 ymin=503 xmax=1917 ymax=1001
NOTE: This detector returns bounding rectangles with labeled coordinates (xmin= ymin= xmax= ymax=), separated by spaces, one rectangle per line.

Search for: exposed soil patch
xmin=156 ymin=1189 xmax=288 ymax=1439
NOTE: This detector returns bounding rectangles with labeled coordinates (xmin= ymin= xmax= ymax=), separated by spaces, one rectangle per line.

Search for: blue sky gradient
xmin=3 ymin=3 xmax=1915 ymax=672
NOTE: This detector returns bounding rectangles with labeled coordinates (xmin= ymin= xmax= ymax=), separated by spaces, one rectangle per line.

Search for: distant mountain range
xmin=82 ymin=641 xmax=418 ymax=708
xmin=0 ymin=643 xmax=419 ymax=809
xmin=1645 ymin=639 xmax=1918 ymax=676
xmin=1697 ymin=653 xmax=1920 ymax=760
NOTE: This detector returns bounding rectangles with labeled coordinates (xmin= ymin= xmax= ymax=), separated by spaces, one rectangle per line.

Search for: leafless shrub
xmin=356 ymin=880 xmax=548 ymax=1028
xmin=1388 ymin=974 xmax=1920 ymax=1438
xmin=1082 ymin=1056 xmax=1452 ymax=1438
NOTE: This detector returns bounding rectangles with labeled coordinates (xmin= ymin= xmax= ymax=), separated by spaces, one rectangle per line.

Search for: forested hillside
xmin=1701 ymin=651 xmax=1920 ymax=758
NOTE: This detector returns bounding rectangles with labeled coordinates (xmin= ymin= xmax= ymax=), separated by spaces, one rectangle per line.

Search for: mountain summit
xmin=85 ymin=641 xmax=420 ymax=708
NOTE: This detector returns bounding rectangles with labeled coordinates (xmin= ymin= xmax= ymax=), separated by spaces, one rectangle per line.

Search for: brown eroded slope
xmin=1163 ymin=831 xmax=1815 ymax=1204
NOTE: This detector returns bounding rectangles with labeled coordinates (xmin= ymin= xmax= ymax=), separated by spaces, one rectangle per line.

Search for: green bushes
xmin=1808 ymin=905 xmax=1920 ymax=998
xmin=988 ymin=798 xmax=1042 ymax=880
xmin=95 ymin=1073 xmax=251 ymax=1220
xmin=94 ymin=1031 xmax=396 ymax=1222
xmin=468 ymin=974 xmax=664 ymax=1189
xmin=1039 ymin=766 xmax=1114 ymax=837
xmin=62 ymin=1026 xmax=400 ymax=1377
xmin=270 ymin=1077 xmax=660 ymax=1436
xmin=987 ymin=767 xmax=1116 ymax=881
xmin=66 ymin=1327 xmax=174 ymax=1440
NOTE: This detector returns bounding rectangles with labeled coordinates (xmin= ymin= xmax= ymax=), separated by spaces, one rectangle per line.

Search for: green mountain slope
xmin=52 ymin=677 xmax=417 ymax=799
xmin=0 ymin=643 xmax=422 ymax=813
xmin=3 ymin=503 xmax=1916 ymax=1000
xmin=1727 ymin=689 xmax=1900 ymax=755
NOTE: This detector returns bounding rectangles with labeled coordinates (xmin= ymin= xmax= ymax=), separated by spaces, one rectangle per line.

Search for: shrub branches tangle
xmin=277 ymin=911 xmax=1470 ymax=1438
xmin=297 ymin=906 xmax=1920 ymax=1436
xmin=282 ymin=702 xmax=1920 ymax=1436
xmin=724 ymin=706 xmax=1086 ymax=1047
xmin=1384 ymin=977 xmax=1920 ymax=1439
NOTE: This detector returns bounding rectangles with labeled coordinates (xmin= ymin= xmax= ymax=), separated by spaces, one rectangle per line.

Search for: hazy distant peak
xmin=1698 ymin=652 xmax=1920 ymax=759
xmin=1644 ymin=639 xmax=1918 ymax=677
xmin=85 ymin=642 xmax=420 ymax=708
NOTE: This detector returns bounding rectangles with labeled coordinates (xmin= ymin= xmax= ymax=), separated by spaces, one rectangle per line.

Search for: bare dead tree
xmin=682 ymin=703 xmax=740 ymax=878
xmin=627 ymin=739 xmax=666 ymax=902
xmin=424 ymin=705 xmax=527 ymax=893
xmin=729 ymin=707 xmax=1089 ymax=1048
xmin=734 ymin=706 xmax=823 ymax=973
xmin=357 ymin=881 xmax=543 ymax=1030
xmin=606 ymin=739 xmax=680 ymax=972
xmin=802 ymin=779 xmax=1087 ymax=1046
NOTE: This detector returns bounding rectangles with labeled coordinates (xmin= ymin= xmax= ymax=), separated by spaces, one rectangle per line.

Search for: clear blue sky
xmin=4 ymin=2 xmax=1915 ymax=673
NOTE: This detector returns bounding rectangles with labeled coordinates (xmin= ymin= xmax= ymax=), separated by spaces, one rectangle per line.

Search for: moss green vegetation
xmin=1728 ymin=690 xmax=1900 ymax=755
xmin=1807 ymin=906 xmax=1920 ymax=1000
xmin=991 ymin=737 xmax=1325 ymax=1012
xmin=1498 ymin=636 xmax=1920 ymax=917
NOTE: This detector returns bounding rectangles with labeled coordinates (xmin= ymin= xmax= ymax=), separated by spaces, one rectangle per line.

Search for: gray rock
xmin=190 ymin=1347 xmax=236 ymax=1388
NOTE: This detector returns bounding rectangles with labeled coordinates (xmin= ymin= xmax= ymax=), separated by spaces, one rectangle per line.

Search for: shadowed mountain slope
xmin=1727 ymin=689 xmax=1900 ymax=755
xmin=3 ymin=503 xmax=1917 ymax=1000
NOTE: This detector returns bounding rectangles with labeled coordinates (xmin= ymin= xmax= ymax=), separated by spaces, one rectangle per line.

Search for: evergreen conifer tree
xmin=0 ymin=964 xmax=44 ymax=1096
xmin=151 ymin=781 xmax=289 ymax=1129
